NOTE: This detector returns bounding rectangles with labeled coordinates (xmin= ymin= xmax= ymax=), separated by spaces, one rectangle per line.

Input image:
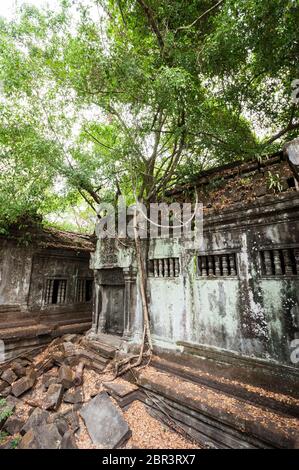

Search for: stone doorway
xmin=104 ymin=284 xmax=124 ymax=336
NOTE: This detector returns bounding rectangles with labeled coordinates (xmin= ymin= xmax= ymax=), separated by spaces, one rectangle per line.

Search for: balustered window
xmin=197 ymin=253 xmax=238 ymax=277
xmin=76 ymin=278 xmax=93 ymax=302
xmin=148 ymin=258 xmax=180 ymax=277
xmin=259 ymin=248 xmax=298 ymax=276
xmin=44 ymin=279 xmax=67 ymax=304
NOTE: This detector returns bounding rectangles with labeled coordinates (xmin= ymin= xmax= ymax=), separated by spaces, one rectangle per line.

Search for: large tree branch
xmin=265 ymin=106 xmax=299 ymax=146
xmin=176 ymin=0 xmax=225 ymax=32
xmin=136 ymin=0 xmax=164 ymax=51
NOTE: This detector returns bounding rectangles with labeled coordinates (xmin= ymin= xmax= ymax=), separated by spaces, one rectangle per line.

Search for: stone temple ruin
xmin=0 ymin=139 xmax=299 ymax=449
xmin=0 ymin=227 xmax=94 ymax=360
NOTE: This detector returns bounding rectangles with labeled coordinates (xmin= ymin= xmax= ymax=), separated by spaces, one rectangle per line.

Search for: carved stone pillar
xmin=153 ymin=259 xmax=158 ymax=278
xmin=163 ymin=259 xmax=169 ymax=277
xmin=208 ymin=256 xmax=214 ymax=276
xmin=264 ymin=250 xmax=272 ymax=275
xmin=174 ymin=258 xmax=180 ymax=277
xmin=169 ymin=258 xmax=174 ymax=277
xmin=229 ymin=254 xmax=237 ymax=276
xmin=123 ymin=267 xmax=137 ymax=340
xmin=222 ymin=255 xmax=229 ymax=276
xmin=215 ymin=256 xmax=221 ymax=276
xmin=201 ymin=257 xmax=208 ymax=277
xmin=92 ymin=271 xmax=104 ymax=334
xmin=283 ymin=249 xmax=293 ymax=275
xmin=273 ymin=250 xmax=282 ymax=275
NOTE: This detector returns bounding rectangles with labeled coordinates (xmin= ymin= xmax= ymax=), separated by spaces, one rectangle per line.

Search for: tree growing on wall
xmin=1 ymin=0 xmax=298 ymax=221
xmin=0 ymin=0 xmax=298 ymax=371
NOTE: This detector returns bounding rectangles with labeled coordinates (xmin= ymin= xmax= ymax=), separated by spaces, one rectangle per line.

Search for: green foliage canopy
xmin=0 ymin=0 xmax=298 ymax=228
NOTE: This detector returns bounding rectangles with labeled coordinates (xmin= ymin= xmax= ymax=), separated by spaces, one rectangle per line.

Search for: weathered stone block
xmin=62 ymin=409 xmax=80 ymax=432
xmin=0 ymin=386 xmax=11 ymax=397
xmin=60 ymin=430 xmax=78 ymax=449
xmin=43 ymin=383 xmax=64 ymax=411
xmin=1 ymin=369 xmax=18 ymax=385
xmin=11 ymin=363 xmax=27 ymax=378
xmin=21 ymin=408 xmax=50 ymax=436
xmin=11 ymin=374 xmax=35 ymax=397
xmin=58 ymin=364 xmax=74 ymax=389
xmin=64 ymin=387 xmax=83 ymax=404
xmin=42 ymin=374 xmax=59 ymax=390
xmin=80 ymin=392 xmax=131 ymax=448
xmin=4 ymin=415 xmax=25 ymax=435
xmin=0 ymin=379 xmax=8 ymax=393
xmin=19 ymin=423 xmax=62 ymax=449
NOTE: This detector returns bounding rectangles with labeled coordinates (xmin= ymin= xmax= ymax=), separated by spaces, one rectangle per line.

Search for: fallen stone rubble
xmin=0 ymin=334 xmax=134 ymax=449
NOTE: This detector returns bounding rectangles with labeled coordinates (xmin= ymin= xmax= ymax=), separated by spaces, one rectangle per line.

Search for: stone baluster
xmin=215 ymin=256 xmax=221 ymax=276
xmin=264 ymin=250 xmax=272 ymax=275
xmin=174 ymin=258 xmax=180 ymax=277
xmin=222 ymin=255 xmax=229 ymax=276
xmin=201 ymin=257 xmax=208 ymax=277
xmin=208 ymin=256 xmax=214 ymax=276
xmin=169 ymin=258 xmax=174 ymax=277
xmin=229 ymin=254 xmax=237 ymax=276
xmin=159 ymin=259 xmax=164 ymax=277
xmin=273 ymin=250 xmax=282 ymax=275
xmin=164 ymin=259 xmax=169 ymax=278
xmin=153 ymin=259 xmax=158 ymax=277
xmin=197 ymin=257 xmax=202 ymax=276
xmin=294 ymin=249 xmax=299 ymax=275
xmin=283 ymin=249 xmax=293 ymax=275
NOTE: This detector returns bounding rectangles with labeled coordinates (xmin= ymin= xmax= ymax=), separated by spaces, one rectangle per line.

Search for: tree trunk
xmin=133 ymin=208 xmax=153 ymax=351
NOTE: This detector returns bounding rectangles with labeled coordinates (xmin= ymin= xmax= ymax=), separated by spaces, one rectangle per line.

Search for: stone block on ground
xmin=4 ymin=415 xmax=25 ymax=435
xmin=62 ymin=334 xmax=79 ymax=344
xmin=58 ymin=364 xmax=74 ymax=389
xmin=21 ymin=408 xmax=50 ymax=436
xmin=5 ymin=395 xmax=20 ymax=409
xmin=11 ymin=362 xmax=27 ymax=378
xmin=19 ymin=423 xmax=62 ymax=449
xmin=43 ymin=383 xmax=64 ymax=411
xmin=11 ymin=374 xmax=35 ymax=398
xmin=62 ymin=409 xmax=80 ymax=432
xmin=80 ymin=392 xmax=131 ymax=448
xmin=42 ymin=374 xmax=59 ymax=391
xmin=1 ymin=369 xmax=18 ymax=385
xmin=60 ymin=430 xmax=78 ymax=449
xmin=0 ymin=386 xmax=11 ymax=398
xmin=35 ymin=359 xmax=55 ymax=377
xmin=0 ymin=380 xmax=8 ymax=393
xmin=103 ymin=381 xmax=139 ymax=408
xmin=64 ymin=387 xmax=83 ymax=404
xmin=56 ymin=419 xmax=69 ymax=438
xmin=103 ymin=381 xmax=139 ymax=398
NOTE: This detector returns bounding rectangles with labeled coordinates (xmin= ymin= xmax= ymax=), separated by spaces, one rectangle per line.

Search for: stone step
xmin=82 ymin=338 xmax=117 ymax=359
xmin=135 ymin=366 xmax=299 ymax=449
xmin=51 ymin=322 xmax=91 ymax=337
xmin=0 ymin=305 xmax=21 ymax=313
xmin=151 ymin=356 xmax=299 ymax=419
xmin=0 ymin=324 xmax=52 ymax=340
xmin=79 ymin=350 xmax=109 ymax=370
xmin=0 ymin=318 xmax=38 ymax=330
